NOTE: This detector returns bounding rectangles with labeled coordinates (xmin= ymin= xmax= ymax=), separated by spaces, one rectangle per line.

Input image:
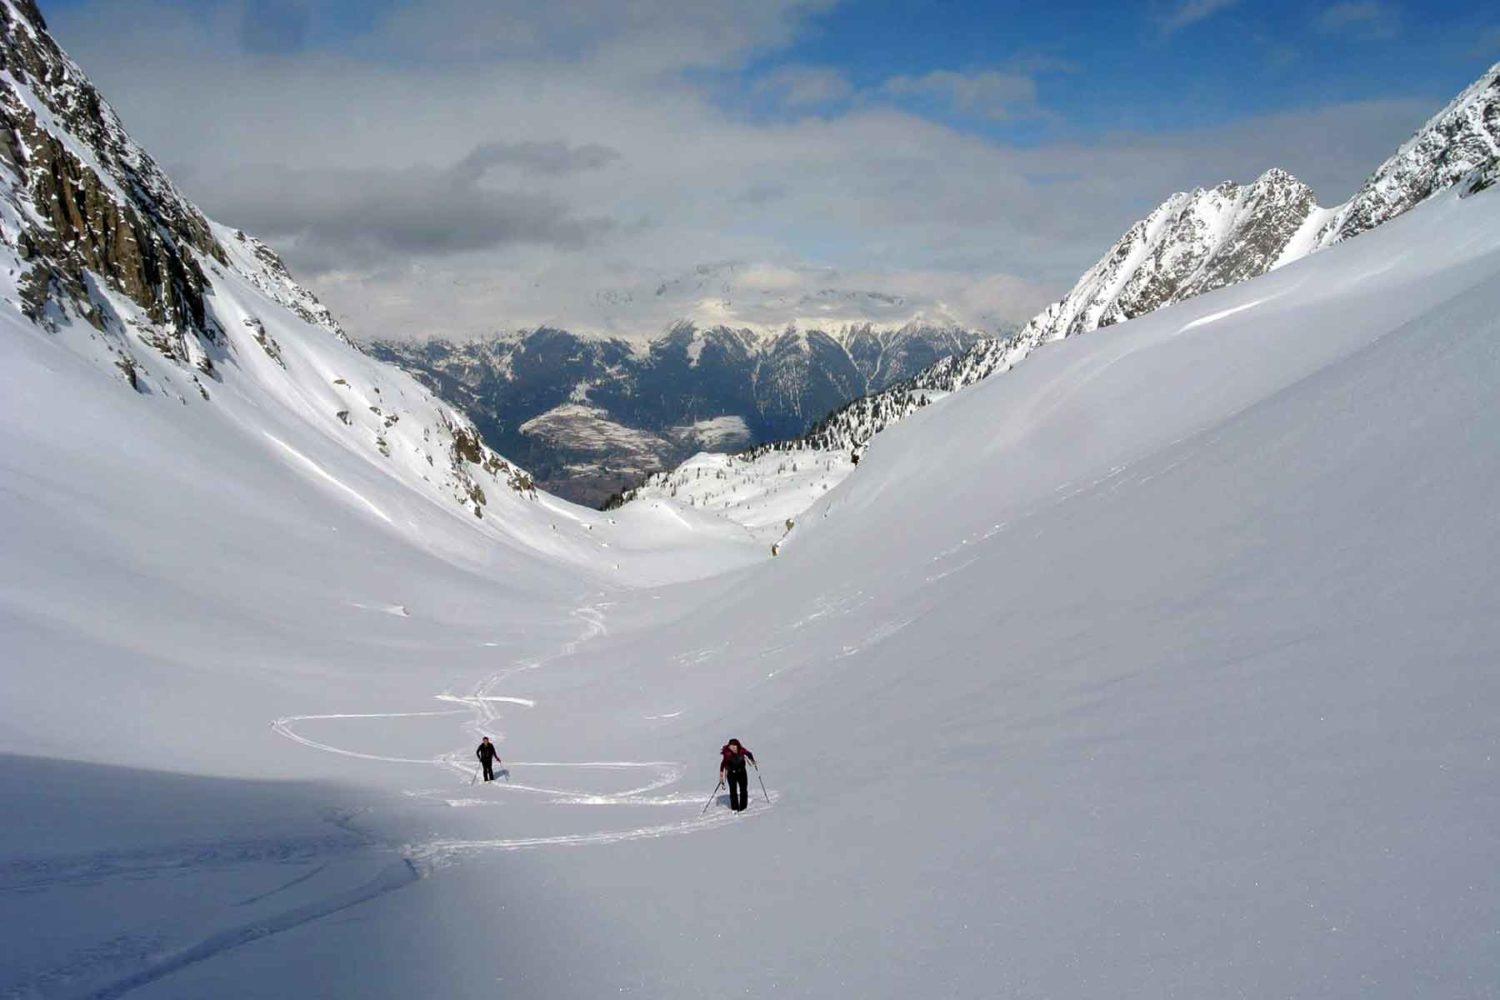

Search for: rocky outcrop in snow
xmin=1019 ymin=169 xmax=1321 ymax=345
xmin=1019 ymin=63 xmax=1499 ymax=353
xmin=0 ymin=0 xmax=533 ymax=519
xmin=0 ymin=0 xmax=224 ymax=352
xmin=1317 ymin=63 xmax=1500 ymax=244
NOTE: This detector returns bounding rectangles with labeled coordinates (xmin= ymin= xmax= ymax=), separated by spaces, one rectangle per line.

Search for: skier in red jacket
xmin=719 ymin=738 xmax=757 ymax=812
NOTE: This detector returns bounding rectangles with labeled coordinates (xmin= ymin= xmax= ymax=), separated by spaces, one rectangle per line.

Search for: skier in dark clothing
xmin=476 ymin=736 xmax=501 ymax=782
xmin=719 ymin=738 xmax=757 ymax=812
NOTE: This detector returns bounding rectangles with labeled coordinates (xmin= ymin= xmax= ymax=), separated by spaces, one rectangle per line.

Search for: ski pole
xmin=755 ymin=765 xmax=770 ymax=804
xmin=701 ymin=780 xmax=724 ymax=816
xmin=471 ymin=763 xmax=480 ymax=785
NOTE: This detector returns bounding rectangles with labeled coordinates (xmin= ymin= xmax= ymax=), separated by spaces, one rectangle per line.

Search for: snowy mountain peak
xmin=369 ymin=320 xmax=987 ymax=503
xmin=620 ymin=63 xmax=1500 ymax=533
xmin=983 ymin=60 xmax=1499 ymax=357
xmin=1018 ymin=167 xmax=1320 ymax=346
xmin=1317 ymin=61 xmax=1500 ymax=246
xmin=0 ymin=2 xmax=539 ymax=523
xmin=0 ymin=0 xmax=223 ymax=347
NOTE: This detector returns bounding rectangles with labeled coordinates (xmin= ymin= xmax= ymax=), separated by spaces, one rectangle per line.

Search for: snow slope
xmin=619 ymin=447 xmax=852 ymax=545
xmin=625 ymin=63 xmax=1500 ymax=531
xmin=475 ymin=179 xmax=1500 ymax=999
xmin=3 ymin=5 xmax=1499 ymax=994
xmin=4 ymin=155 xmax=1499 ymax=998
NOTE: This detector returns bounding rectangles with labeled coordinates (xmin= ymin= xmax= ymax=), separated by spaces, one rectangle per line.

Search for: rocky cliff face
xmin=370 ymin=320 xmax=986 ymax=505
xmin=1020 ymin=63 xmax=1499 ymax=353
xmin=0 ymin=0 xmax=224 ymax=354
xmin=0 ymin=0 xmax=533 ymax=519
xmin=1017 ymin=168 xmax=1322 ymax=345
xmin=1319 ymin=63 xmax=1500 ymax=244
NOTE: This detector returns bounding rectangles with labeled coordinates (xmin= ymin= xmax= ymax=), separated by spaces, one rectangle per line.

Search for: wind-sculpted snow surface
xmin=543 ymin=184 xmax=1500 ymax=998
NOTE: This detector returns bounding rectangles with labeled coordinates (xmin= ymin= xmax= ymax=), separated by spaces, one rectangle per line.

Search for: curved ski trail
xmin=272 ymin=596 xmax=772 ymax=853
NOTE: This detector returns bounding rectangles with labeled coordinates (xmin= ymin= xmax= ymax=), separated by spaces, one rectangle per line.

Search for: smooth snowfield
xmin=623 ymin=446 xmax=855 ymax=544
xmin=4 ymin=185 xmax=1500 ymax=997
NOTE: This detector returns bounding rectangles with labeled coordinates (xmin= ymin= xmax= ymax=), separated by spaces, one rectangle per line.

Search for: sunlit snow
xmin=4 ymin=163 xmax=1499 ymax=999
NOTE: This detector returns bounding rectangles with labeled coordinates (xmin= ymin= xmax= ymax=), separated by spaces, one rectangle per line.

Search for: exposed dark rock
xmin=0 ymin=1 xmax=540 ymax=520
xmin=370 ymin=320 xmax=987 ymax=505
xmin=0 ymin=0 xmax=223 ymax=355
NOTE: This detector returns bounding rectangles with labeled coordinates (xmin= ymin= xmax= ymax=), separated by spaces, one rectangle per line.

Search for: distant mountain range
xmin=615 ymin=62 xmax=1500 ymax=524
xmin=377 ymin=62 xmax=1497 ymax=513
xmin=368 ymin=321 xmax=988 ymax=505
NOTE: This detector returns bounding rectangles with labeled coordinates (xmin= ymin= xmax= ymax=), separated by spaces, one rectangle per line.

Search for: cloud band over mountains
xmin=45 ymin=0 xmax=1479 ymax=341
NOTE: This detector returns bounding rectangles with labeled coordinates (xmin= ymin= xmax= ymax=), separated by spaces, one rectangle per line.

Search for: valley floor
xmin=5 ymin=184 xmax=1500 ymax=998
xmin=0 ymin=580 xmax=775 ymax=999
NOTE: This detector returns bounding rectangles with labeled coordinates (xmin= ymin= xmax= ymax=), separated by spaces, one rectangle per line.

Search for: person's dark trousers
xmin=482 ymin=760 xmax=494 ymax=782
xmin=728 ymin=769 xmax=748 ymax=810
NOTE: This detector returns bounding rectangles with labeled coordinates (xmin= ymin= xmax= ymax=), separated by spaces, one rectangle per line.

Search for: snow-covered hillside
xmin=618 ymin=447 xmax=854 ymax=546
xmin=621 ymin=62 xmax=1500 ymax=529
xmin=0 ymin=0 xmax=563 ymax=531
xmin=1019 ymin=168 xmax=1322 ymax=342
xmin=4 ymin=4 xmax=1500 ymax=995
xmin=1318 ymin=63 xmax=1500 ymax=242
xmin=7 ymin=154 xmax=1498 ymax=999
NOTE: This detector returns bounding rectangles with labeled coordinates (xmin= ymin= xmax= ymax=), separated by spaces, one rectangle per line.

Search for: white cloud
xmin=1157 ymin=0 xmax=1241 ymax=36
xmin=195 ymin=148 xmax=620 ymax=269
xmin=364 ymin=0 xmax=836 ymax=71
xmin=753 ymin=66 xmax=855 ymax=108
xmin=45 ymin=0 xmax=1434 ymax=344
xmin=881 ymin=70 xmax=1044 ymax=121
xmin=1316 ymin=2 xmax=1402 ymax=41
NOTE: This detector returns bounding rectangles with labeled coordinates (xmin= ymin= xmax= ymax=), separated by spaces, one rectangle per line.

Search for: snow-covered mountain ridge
xmin=0 ymin=0 xmax=556 ymax=529
xmin=1016 ymin=63 xmax=1499 ymax=349
xmin=1319 ymin=63 xmax=1500 ymax=242
xmin=369 ymin=319 xmax=988 ymax=506
xmin=619 ymin=63 xmax=1500 ymax=525
xmin=6 ymin=161 xmax=1498 ymax=1000
xmin=4 ymin=7 xmax=1500 ymax=992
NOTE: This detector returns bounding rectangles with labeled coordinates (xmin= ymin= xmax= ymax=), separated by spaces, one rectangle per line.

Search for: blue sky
xmin=39 ymin=0 xmax=1498 ymax=340
xmin=44 ymin=0 xmax=1492 ymax=134
xmin=756 ymin=0 xmax=1491 ymax=130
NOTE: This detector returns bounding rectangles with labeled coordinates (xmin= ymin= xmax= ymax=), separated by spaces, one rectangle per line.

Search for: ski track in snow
xmin=25 ymin=598 xmax=771 ymax=999
xmin=262 ymin=432 xmax=393 ymax=525
xmin=78 ymin=859 xmax=422 ymax=1000
xmin=273 ymin=595 xmax=763 ymax=838
xmin=1175 ymin=294 xmax=1275 ymax=333
xmin=0 ymin=836 xmax=360 ymax=897
xmin=411 ymin=795 xmax=776 ymax=868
